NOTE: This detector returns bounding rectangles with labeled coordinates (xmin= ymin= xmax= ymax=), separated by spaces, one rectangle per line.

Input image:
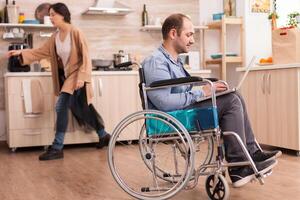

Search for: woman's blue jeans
xmin=52 ymin=92 xmax=106 ymax=150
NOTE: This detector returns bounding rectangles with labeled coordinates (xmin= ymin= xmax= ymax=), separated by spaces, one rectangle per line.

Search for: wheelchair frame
xmin=108 ymin=64 xmax=268 ymax=200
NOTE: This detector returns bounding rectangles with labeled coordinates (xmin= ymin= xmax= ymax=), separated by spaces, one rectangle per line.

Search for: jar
xmin=18 ymin=12 xmax=25 ymax=24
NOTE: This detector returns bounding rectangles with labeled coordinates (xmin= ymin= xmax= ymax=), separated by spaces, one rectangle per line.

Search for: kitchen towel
xmin=22 ymin=79 xmax=44 ymax=114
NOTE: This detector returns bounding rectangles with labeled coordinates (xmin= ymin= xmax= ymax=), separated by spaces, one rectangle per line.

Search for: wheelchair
xmin=108 ymin=65 xmax=270 ymax=200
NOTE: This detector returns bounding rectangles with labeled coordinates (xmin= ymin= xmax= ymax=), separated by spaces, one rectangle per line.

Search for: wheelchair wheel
xmin=108 ymin=110 xmax=195 ymax=200
xmin=139 ymin=127 xmax=214 ymax=183
xmin=205 ymin=174 xmax=229 ymax=200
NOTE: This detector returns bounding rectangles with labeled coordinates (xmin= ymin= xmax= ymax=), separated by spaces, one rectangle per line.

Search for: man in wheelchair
xmin=142 ymin=13 xmax=281 ymax=188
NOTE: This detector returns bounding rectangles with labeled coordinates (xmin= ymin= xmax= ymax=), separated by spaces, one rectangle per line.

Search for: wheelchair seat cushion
xmin=146 ymin=107 xmax=219 ymax=135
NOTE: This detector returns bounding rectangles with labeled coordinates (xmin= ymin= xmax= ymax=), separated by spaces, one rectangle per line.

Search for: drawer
xmin=7 ymin=128 xmax=53 ymax=148
xmin=6 ymin=77 xmax=53 ymax=95
xmin=8 ymin=110 xmax=54 ymax=130
xmin=7 ymin=93 xmax=54 ymax=113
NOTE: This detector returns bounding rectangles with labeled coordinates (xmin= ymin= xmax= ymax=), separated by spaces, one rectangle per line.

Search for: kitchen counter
xmin=4 ymin=69 xmax=211 ymax=77
xmin=237 ymin=63 xmax=300 ymax=72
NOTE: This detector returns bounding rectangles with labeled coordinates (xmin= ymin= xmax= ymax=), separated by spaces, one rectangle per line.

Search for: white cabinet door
xmin=5 ymin=76 xmax=55 ymax=148
xmin=241 ymin=68 xmax=300 ymax=151
xmin=94 ymin=74 xmax=140 ymax=140
xmin=266 ymin=68 xmax=299 ymax=149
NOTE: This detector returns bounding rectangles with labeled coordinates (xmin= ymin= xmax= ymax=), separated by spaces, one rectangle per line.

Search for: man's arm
xmin=143 ymin=57 xmax=204 ymax=112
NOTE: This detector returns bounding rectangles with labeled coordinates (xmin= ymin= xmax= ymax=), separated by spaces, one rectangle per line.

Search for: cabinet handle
xmin=23 ymin=114 xmax=42 ymax=118
xmin=23 ymin=131 xmax=42 ymax=136
xmin=262 ymin=74 xmax=266 ymax=94
xmin=98 ymin=78 xmax=103 ymax=97
xmin=267 ymin=73 xmax=271 ymax=94
xmin=91 ymin=79 xmax=95 ymax=93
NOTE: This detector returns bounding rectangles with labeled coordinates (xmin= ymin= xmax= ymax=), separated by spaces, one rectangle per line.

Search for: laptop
xmin=198 ymin=56 xmax=256 ymax=101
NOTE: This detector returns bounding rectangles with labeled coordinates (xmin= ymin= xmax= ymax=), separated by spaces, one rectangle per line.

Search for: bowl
xmin=23 ymin=19 xmax=40 ymax=24
xmin=212 ymin=13 xmax=224 ymax=21
xmin=211 ymin=53 xmax=237 ymax=59
xmin=92 ymin=59 xmax=113 ymax=68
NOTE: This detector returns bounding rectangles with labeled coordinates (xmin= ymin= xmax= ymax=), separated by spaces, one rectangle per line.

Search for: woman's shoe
xmin=96 ymin=134 xmax=111 ymax=149
xmin=39 ymin=147 xmax=64 ymax=161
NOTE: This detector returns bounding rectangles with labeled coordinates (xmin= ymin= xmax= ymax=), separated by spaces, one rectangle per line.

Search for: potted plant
xmin=287 ymin=12 xmax=300 ymax=27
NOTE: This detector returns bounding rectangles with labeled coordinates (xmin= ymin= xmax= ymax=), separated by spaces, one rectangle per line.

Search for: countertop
xmin=4 ymin=69 xmax=211 ymax=77
xmin=236 ymin=63 xmax=300 ymax=72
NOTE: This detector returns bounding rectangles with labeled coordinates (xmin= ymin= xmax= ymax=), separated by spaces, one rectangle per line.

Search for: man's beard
xmin=175 ymin=43 xmax=188 ymax=54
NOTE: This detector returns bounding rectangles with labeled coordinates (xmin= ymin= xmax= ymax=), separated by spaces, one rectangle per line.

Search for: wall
xmin=0 ymin=0 xmax=200 ymax=141
xmin=198 ymin=0 xmax=274 ymax=87
xmin=244 ymin=0 xmax=272 ymax=67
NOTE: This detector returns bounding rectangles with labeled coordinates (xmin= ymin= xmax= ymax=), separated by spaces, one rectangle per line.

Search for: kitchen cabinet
xmin=93 ymin=73 xmax=140 ymax=141
xmin=4 ymin=70 xmax=211 ymax=150
xmin=5 ymin=74 xmax=55 ymax=150
xmin=240 ymin=67 xmax=300 ymax=153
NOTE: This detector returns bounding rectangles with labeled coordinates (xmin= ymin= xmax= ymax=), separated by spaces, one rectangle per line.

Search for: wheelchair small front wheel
xmin=205 ymin=174 xmax=229 ymax=200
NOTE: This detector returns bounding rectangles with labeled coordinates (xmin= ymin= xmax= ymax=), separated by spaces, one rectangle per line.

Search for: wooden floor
xmin=0 ymin=142 xmax=299 ymax=200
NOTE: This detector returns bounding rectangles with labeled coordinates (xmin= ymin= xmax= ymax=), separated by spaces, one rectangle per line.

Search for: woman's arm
xmin=6 ymin=37 xmax=53 ymax=65
xmin=20 ymin=38 xmax=52 ymax=64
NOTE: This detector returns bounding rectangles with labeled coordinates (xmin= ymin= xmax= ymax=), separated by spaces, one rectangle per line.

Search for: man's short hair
xmin=161 ymin=13 xmax=191 ymax=40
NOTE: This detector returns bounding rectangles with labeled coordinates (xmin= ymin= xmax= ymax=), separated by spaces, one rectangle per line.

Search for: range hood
xmin=83 ymin=0 xmax=133 ymax=15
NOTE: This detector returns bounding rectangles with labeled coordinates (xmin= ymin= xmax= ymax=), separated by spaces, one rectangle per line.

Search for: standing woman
xmin=6 ymin=3 xmax=110 ymax=161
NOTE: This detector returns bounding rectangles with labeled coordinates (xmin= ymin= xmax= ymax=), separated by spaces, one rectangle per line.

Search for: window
xmin=276 ymin=0 xmax=300 ymax=27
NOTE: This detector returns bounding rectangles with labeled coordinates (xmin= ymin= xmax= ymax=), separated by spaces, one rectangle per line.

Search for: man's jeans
xmin=186 ymin=91 xmax=259 ymax=162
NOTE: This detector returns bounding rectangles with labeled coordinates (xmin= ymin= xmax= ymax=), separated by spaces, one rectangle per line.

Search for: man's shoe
xmin=252 ymin=150 xmax=282 ymax=162
xmin=96 ymin=134 xmax=111 ymax=149
xmin=229 ymin=159 xmax=278 ymax=188
xmin=39 ymin=147 xmax=64 ymax=161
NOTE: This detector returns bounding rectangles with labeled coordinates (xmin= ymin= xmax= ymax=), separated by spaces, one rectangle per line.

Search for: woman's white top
xmin=55 ymin=31 xmax=71 ymax=76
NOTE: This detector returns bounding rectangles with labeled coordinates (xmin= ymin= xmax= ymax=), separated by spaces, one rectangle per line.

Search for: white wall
xmin=244 ymin=0 xmax=272 ymax=66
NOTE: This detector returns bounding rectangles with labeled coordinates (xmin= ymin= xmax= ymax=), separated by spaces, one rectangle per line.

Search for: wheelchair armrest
xmin=206 ymin=78 xmax=219 ymax=82
xmin=149 ymin=76 xmax=203 ymax=88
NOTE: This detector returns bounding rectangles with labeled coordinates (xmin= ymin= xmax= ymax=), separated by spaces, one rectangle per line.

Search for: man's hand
xmin=6 ymin=50 xmax=22 ymax=58
xmin=202 ymin=82 xmax=228 ymax=97
xmin=75 ymin=80 xmax=84 ymax=90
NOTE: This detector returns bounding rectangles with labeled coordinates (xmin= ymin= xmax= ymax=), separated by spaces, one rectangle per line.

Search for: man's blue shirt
xmin=142 ymin=45 xmax=204 ymax=112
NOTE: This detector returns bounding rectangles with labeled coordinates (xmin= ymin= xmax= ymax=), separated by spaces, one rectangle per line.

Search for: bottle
xmin=7 ymin=0 xmax=18 ymax=24
xmin=18 ymin=12 xmax=24 ymax=23
xmin=142 ymin=4 xmax=148 ymax=26
xmin=3 ymin=0 xmax=9 ymax=23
